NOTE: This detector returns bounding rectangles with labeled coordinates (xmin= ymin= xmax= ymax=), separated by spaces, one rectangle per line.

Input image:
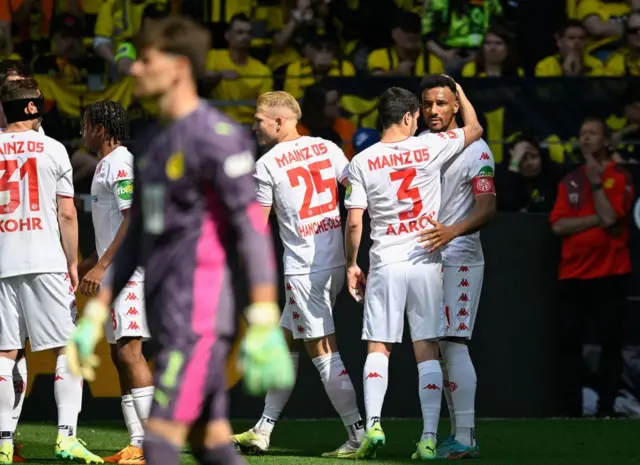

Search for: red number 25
xmin=287 ymin=159 xmax=338 ymax=220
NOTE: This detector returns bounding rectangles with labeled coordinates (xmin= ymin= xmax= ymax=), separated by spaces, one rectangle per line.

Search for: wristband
xmin=245 ymin=302 xmax=280 ymax=326
xmin=591 ymin=182 xmax=603 ymax=191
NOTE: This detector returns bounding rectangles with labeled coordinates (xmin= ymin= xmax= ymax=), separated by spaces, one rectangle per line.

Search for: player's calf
xmin=306 ymin=335 xmax=364 ymax=451
xmin=413 ymin=340 xmax=443 ymax=447
xmin=0 ymin=352 xmax=18 ymax=464
xmin=116 ymin=338 xmax=154 ymax=423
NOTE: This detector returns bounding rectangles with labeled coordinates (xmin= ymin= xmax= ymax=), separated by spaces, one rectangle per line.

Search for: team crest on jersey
xmin=165 ymin=151 xmax=185 ymax=181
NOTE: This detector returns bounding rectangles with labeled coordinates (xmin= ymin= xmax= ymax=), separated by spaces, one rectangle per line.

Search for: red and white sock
xmin=363 ymin=352 xmax=389 ymax=429
xmin=441 ymin=341 xmax=477 ymax=447
xmin=417 ymin=360 xmax=442 ymax=441
xmin=55 ymin=355 xmax=82 ymax=438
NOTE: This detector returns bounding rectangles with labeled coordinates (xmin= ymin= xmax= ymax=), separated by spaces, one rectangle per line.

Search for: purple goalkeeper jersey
xmin=108 ymin=102 xmax=275 ymax=339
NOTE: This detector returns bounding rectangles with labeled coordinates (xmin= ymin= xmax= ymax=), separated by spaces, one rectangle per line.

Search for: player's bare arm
xmin=79 ymin=210 xmax=131 ymax=297
xmin=78 ymin=251 xmax=98 ymax=280
xmin=585 ymin=153 xmax=619 ymax=228
xmin=57 ymin=195 xmax=79 ymax=290
xmin=456 ymin=84 xmax=483 ymax=150
xmin=345 ymin=207 xmax=366 ymax=303
xmin=419 ymin=194 xmax=496 ymax=252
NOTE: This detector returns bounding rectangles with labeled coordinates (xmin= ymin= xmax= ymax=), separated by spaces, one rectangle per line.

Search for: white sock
xmin=255 ymin=353 xmax=299 ymax=436
xmin=131 ymin=386 xmax=154 ymax=423
xmin=0 ymin=358 xmax=16 ymax=447
xmin=417 ymin=360 xmax=442 ymax=441
xmin=363 ymin=352 xmax=389 ymax=429
xmin=440 ymin=359 xmax=456 ymax=437
xmin=441 ymin=341 xmax=477 ymax=447
xmin=312 ymin=352 xmax=364 ymax=443
xmin=122 ymin=395 xmax=145 ymax=448
xmin=11 ymin=357 xmax=27 ymax=433
xmin=55 ymin=354 xmax=83 ymax=438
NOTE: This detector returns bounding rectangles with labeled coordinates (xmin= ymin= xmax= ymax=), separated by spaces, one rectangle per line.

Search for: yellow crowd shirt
xmin=367 ymin=47 xmax=445 ymax=76
xmin=577 ymin=0 xmax=630 ymax=54
xmin=604 ymin=49 xmax=640 ymax=76
xmin=206 ymin=49 xmax=273 ymax=125
xmin=534 ymin=54 xmax=605 ymax=77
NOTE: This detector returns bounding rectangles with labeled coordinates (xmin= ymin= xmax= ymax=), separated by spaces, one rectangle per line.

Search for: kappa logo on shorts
xmin=126 ymin=281 xmax=136 ymax=287
xmin=127 ymin=321 xmax=140 ymax=331
xmin=459 ymin=279 xmax=470 ymax=287
xmin=125 ymin=307 xmax=139 ymax=316
xmin=125 ymin=292 xmax=138 ymax=301
xmin=458 ymin=266 xmax=469 ymax=272
xmin=296 ymin=325 xmax=305 ymax=333
xmin=292 ymin=311 xmax=301 ymax=319
xmin=457 ymin=323 xmax=469 ymax=331
xmin=457 ymin=308 xmax=469 ymax=317
xmin=288 ymin=297 xmax=296 ymax=305
xmin=458 ymin=293 xmax=469 ymax=302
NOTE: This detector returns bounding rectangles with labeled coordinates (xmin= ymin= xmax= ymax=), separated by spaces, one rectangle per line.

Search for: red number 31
xmin=287 ymin=159 xmax=338 ymax=220
xmin=0 ymin=158 xmax=40 ymax=214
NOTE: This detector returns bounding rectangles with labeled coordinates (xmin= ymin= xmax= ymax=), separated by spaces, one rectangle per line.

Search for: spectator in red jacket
xmin=550 ymin=116 xmax=634 ymax=418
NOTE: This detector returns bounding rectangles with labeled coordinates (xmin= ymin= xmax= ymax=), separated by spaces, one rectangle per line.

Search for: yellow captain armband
xmin=115 ymin=42 xmax=137 ymax=62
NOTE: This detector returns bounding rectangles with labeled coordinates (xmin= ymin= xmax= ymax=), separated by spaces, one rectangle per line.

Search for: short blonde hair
xmin=256 ymin=91 xmax=302 ymax=121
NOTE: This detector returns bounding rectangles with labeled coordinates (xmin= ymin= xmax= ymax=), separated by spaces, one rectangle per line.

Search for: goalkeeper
xmin=66 ymin=15 xmax=294 ymax=465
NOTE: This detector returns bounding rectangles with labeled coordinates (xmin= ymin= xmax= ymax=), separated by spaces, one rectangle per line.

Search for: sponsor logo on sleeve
xmin=115 ymin=180 xmax=134 ymax=201
xmin=477 ymin=165 xmax=494 ymax=177
xmin=345 ymin=182 xmax=353 ymax=199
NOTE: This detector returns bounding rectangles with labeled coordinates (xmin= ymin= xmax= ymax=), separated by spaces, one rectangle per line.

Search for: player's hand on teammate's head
xmin=346 ymin=265 xmax=366 ymax=304
xmin=418 ymin=217 xmax=457 ymax=252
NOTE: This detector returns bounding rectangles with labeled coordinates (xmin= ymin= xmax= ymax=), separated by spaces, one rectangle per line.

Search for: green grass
xmin=12 ymin=419 xmax=640 ymax=464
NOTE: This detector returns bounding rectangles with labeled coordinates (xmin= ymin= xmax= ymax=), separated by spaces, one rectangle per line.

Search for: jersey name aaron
xmin=0 ymin=131 xmax=73 ymax=278
xmin=254 ymin=136 xmax=349 ymax=275
xmin=345 ymin=129 xmax=466 ymax=269
xmin=91 ymin=146 xmax=143 ymax=281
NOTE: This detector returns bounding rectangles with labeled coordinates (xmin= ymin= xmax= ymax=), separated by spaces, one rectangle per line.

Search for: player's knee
xmin=116 ymin=338 xmax=145 ymax=367
xmin=367 ymin=341 xmax=392 ymax=357
xmin=412 ymin=339 xmax=439 ymax=363
xmin=440 ymin=339 xmax=470 ymax=365
xmin=304 ymin=334 xmax=337 ymax=358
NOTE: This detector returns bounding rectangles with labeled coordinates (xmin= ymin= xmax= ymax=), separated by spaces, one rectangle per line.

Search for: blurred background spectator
xmin=461 ymin=24 xmax=522 ymax=77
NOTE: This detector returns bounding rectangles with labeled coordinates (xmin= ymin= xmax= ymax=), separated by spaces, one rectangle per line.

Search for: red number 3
xmin=0 ymin=158 xmax=40 ymax=214
xmin=287 ymin=159 xmax=338 ymax=220
xmin=390 ymin=168 xmax=423 ymax=220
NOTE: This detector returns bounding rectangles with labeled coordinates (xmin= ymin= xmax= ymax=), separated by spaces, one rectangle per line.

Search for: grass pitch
xmin=13 ymin=419 xmax=640 ymax=464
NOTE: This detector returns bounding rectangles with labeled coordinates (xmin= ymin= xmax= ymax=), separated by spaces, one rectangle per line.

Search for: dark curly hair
xmin=84 ymin=100 xmax=130 ymax=144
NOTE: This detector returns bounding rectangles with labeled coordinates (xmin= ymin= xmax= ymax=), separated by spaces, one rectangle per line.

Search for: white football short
xmin=0 ymin=273 xmax=77 ymax=352
xmin=105 ymin=279 xmax=150 ymax=344
xmin=443 ymin=264 xmax=484 ymax=339
xmin=363 ymin=261 xmax=445 ymax=343
xmin=280 ymin=266 xmax=345 ymax=340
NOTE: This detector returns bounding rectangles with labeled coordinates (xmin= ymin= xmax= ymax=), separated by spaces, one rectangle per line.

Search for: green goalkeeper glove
xmin=240 ymin=302 xmax=294 ymax=396
xmin=66 ymin=299 xmax=106 ymax=381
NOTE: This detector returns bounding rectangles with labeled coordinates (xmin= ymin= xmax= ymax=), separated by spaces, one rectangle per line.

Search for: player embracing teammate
xmin=344 ymin=84 xmax=483 ymax=460
xmin=416 ymin=75 xmax=496 ymax=459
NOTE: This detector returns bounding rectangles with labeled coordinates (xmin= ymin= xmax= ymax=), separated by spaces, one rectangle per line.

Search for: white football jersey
xmin=0 ymin=126 xmax=44 ymax=134
xmin=435 ymin=138 xmax=495 ymax=265
xmin=345 ymin=129 xmax=466 ymax=269
xmin=91 ymin=146 xmax=143 ymax=280
xmin=254 ymin=136 xmax=349 ymax=275
xmin=0 ymin=131 xmax=74 ymax=278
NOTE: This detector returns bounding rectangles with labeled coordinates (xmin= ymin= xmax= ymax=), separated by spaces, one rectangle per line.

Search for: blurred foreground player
xmin=66 ymin=16 xmax=294 ymax=465
xmin=231 ymin=92 xmax=364 ymax=458
xmin=417 ymin=75 xmax=497 ymax=459
xmin=0 ymin=78 xmax=102 ymax=464
xmin=79 ymin=101 xmax=153 ymax=464
xmin=344 ymin=86 xmax=483 ymax=460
